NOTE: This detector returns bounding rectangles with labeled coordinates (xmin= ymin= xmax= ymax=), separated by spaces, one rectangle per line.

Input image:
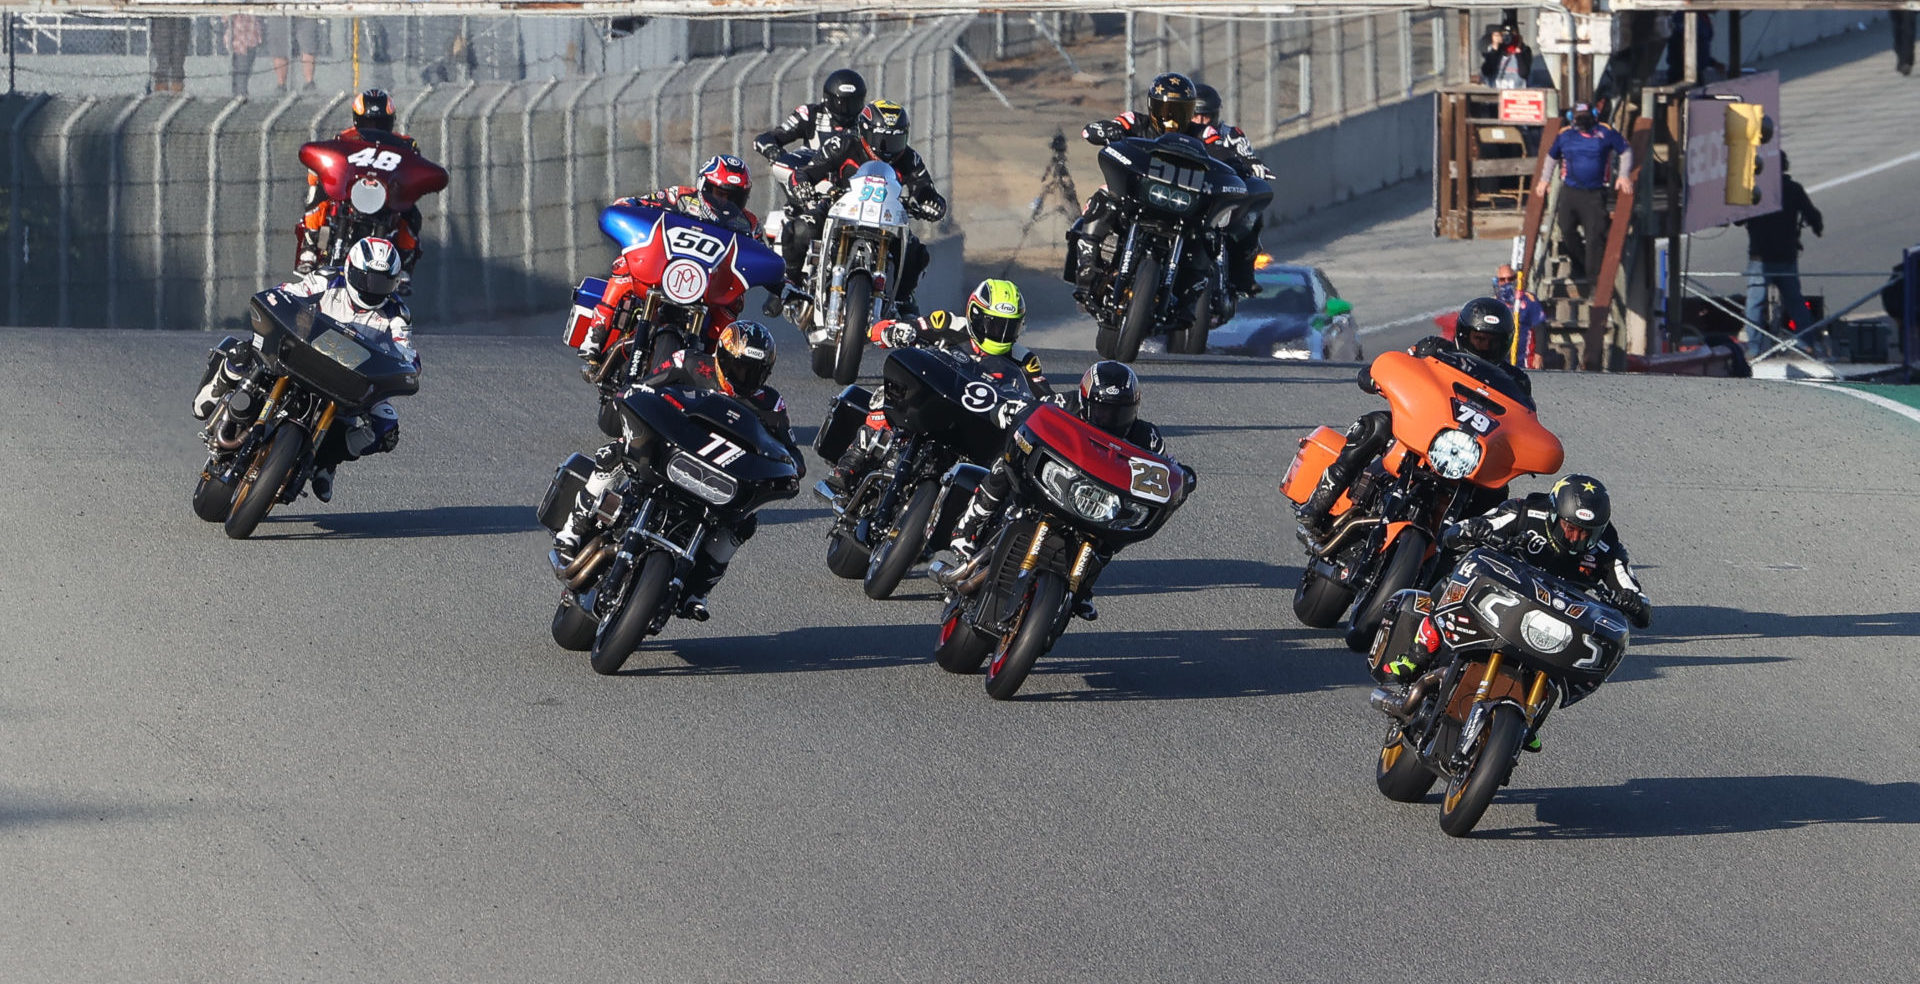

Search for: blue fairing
xmin=599 ymin=203 xmax=662 ymax=252
xmin=731 ymin=238 xmax=785 ymax=289
xmin=598 ymin=203 xmax=785 ymax=290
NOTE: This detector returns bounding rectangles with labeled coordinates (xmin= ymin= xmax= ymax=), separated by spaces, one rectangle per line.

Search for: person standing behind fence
xmin=1737 ymin=153 xmax=1823 ymax=355
xmin=1535 ymin=103 xmax=1632 ymax=288
xmin=267 ymin=15 xmax=319 ymax=91
xmin=148 ymin=17 xmax=191 ymax=94
xmin=226 ymin=14 xmax=263 ymax=98
xmin=1480 ymin=20 xmax=1533 ymax=89
xmin=1892 ymin=12 xmax=1916 ymax=76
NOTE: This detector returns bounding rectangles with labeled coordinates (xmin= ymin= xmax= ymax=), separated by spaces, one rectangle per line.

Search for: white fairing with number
xmin=806 ymin=160 xmax=912 ymax=343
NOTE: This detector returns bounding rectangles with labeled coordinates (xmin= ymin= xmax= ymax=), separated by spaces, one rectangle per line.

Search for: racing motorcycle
xmin=563 ymin=202 xmax=785 ymax=437
xmin=537 ymin=385 xmax=801 ymax=675
xmin=812 ymin=345 xmax=1033 ymax=600
xmin=190 ymin=289 xmax=421 ymax=539
xmin=774 ymin=160 xmax=930 ymax=385
xmin=1366 ymin=548 xmax=1632 ymax=836
xmin=296 ymin=135 xmax=448 ymax=273
xmin=1279 ymin=347 xmax=1562 ymax=649
xmin=1080 ymin=131 xmax=1248 ymax=361
xmin=925 ymin=402 xmax=1193 ymax=700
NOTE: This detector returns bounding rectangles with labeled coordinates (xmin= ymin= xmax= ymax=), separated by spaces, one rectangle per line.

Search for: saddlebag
xmin=537 ymin=453 xmax=596 ymax=532
xmin=1280 ymin=425 xmax=1349 ymax=506
xmin=563 ymin=277 xmax=610 ymax=349
xmin=814 ymin=383 xmax=876 ymax=463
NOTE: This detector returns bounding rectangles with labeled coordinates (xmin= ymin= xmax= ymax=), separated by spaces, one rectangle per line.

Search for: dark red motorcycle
xmin=296 ymin=135 xmax=449 ymax=272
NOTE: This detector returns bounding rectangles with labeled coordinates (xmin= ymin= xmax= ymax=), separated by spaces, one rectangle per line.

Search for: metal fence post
xmin=1124 ymin=12 xmax=1136 ymax=107
xmin=686 ymin=57 xmax=726 ymax=174
xmin=729 ymin=48 xmax=770 ymax=159
xmin=765 ymin=46 xmax=809 ymax=134
xmin=1364 ymin=15 xmax=1379 ymax=110
xmin=150 ymin=95 xmax=189 ymax=330
xmin=104 ymin=93 xmax=148 ymax=329
xmin=201 ymin=96 xmax=244 ymax=331
xmin=648 ymin=64 xmax=671 ymax=190
xmin=305 ymin=90 xmax=348 ymax=140
xmin=1225 ymin=19 xmax=1239 ymax=117
xmin=1331 ymin=17 xmax=1346 ymax=120
xmin=6 ymin=93 xmax=48 ymax=326
xmin=1264 ymin=16 xmax=1275 ymax=138
xmin=437 ymin=79 xmax=477 ymax=323
xmin=560 ymin=77 xmax=593 ymax=281
xmin=253 ymin=90 xmax=303 ymax=296
xmin=521 ymin=77 xmax=558 ymax=308
xmin=476 ymin=81 xmax=514 ymax=314
xmin=1399 ymin=11 xmax=1415 ymax=99
xmin=54 ymin=96 xmax=96 ymax=328
xmin=603 ymin=67 xmax=644 ymax=202
xmin=875 ymin=29 xmax=914 ymax=100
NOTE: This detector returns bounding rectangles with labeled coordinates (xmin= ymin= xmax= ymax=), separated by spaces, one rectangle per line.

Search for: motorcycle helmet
xmin=1455 ymin=295 xmax=1516 ymax=363
xmin=1194 ymin=83 xmax=1222 ymax=125
xmin=1547 ymin=474 xmax=1611 ymax=553
xmin=965 ymin=279 xmax=1025 ymax=356
xmin=715 ymin=320 xmax=777 ymax=394
xmin=858 ymin=100 xmax=911 ymax=160
xmin=344 ymin=236 xmax=403 ymax=310
xmin=351 ymin=88 xmax=397 ymax=133
xmin=1076 ymin=360 xmax=1142 ymax=437
xmin=698 ymin=153 xmax=753 ymax=210
xmin=1146 ymin=73 xmax=1199 ymax=134
xmin=822 ymin=68 xmax=868 ymax=127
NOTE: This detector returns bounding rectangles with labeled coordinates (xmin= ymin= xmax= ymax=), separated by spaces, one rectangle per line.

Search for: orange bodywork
xmin=1280 ymin=425 xmax=1351 ymax=514
xmin=1367 ymin=350 xmax=1563 ymax=488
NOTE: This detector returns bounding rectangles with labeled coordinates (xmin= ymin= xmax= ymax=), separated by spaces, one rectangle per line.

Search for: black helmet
xmin=1454 ymin=296 xmax=1517 ymax=362
xmin=822 ymin=68 xmax=868 ymax=126
xmin=351 ymin=88 xmax=397 ymax=132
xmin=1194 ymin=83 xmax=1222 ymax=123
xmin=1076 ymin=360 xmax=1141 ymax=437
xmin=715 ymin=320 xmax=777 ymax=394
xmin=1547 ymin=474 xmax=1611 ymax=554
xmin=1146 ymin=73 xmax=1198 ymax=134
xmin=858 ymin=100 xmax=910 ymax=160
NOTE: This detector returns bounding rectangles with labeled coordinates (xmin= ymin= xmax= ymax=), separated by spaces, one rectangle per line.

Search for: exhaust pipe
xmin=1369 ymin=669 xmax=1444 ymax=720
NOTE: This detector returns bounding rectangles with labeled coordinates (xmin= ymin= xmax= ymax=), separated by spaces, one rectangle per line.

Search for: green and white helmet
xmin=965 ymin=278 xmax=1025 ymax=356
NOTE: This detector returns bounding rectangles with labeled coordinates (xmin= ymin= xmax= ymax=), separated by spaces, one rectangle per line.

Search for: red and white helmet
xmin=344 ymin=237 xmax=403 ymax=309
xmin=698 ymin=154 xmax=752 ymax=211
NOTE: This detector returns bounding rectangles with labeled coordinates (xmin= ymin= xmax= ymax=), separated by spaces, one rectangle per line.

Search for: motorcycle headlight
xmin=350 ymin=176 xmax=389 ymax=215
xmin=1144 ymin=181 xmax=1196 ymax=213
xmin=1427 ymin=428 xmax=1483 ymax=480
xmin=1520 ymin=610 xmax=1574 ymax=654
xmin=1039 ymin=457 xmax=1121 ymax=523
xmin=666 ymin=451 xmax=738 ymax=505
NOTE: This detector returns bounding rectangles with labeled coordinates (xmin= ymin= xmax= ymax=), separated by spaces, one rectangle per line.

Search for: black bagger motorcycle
xmin=926 ymin=403 xmax=1194 ymax=700
xmin=1080 ymin=131 xmax=1248 ymax=361
xmin=191 ymin=290 xmax=420 ymax=539
xmin=1366 ymin=548 xmax=1632 ymax=836
xmin=812 ymin=346 xmax=1034 ymax=600
xmin=538 ymin=386 xmax=801 ymax=675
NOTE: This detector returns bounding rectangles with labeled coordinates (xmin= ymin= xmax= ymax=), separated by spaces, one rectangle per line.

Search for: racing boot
xmin=192 ymin=340 xmax=256 ymax=420
xmin=678 ymin=560 xmax=724 ymax=622
xmin=310 ymin=466 xmax=336 ymax=503
xmin=1296 ymin=469 xmax=1347 ymax=543
xmin=947 ymin=495 xmax=996 ymax=561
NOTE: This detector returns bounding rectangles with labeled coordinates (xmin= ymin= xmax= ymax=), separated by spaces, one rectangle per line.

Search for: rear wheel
xmin=864 ymin=480 xmax=939 ymax=600
xmin=1348 ymin=529 xmax=1430 ymax=652
xmin=984 ymin=573 xmax=1067 ymax=700
xmin=934 ymin=606 xmax=995 ymax=673
xmin=833 ymin=271 xmax=873 ymax=385
xmin=550 ymin=595 xmax=597 ymax=652
xmin=1438 ymin=704 xmax=1526 ymax=837
xmin=810 ymin=343 xmax=836 ymax=380
xmin=825 ymin=526 xmax=871 ymax=579
xmin=1115 ymin=255 xmax=1161 ymax=363
xmin=1177 ymin=284 xmax=1213 ymax=354
xmin=1293 ymin=569 xmax=1355 ymax=629
xmin=224 ymin=427 xmax=307 ymax=540
xmin=191 ymin=467 xmax=236 ymax=523
xmin=1094 ymin=325 xmax=1118 ymax=359
xmin=591 ymin=551 xmax=673 ymax=675
xmin=1376 ymin=724 xmax=1438 ymax=802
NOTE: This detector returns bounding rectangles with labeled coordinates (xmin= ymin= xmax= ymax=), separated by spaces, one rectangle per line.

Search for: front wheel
xmin=590 ymin=550 xmax=674 ymax=675
xmin=934 ymin=606 xmax=996 ymax=673
xmin=833 ymin=271 xmax=873 ymax=385
xmin=1376 ymin=724 xmax=1438 ymax=802
xmin=1176 ymin=283 xmax=1213 ymax=354
xmin=825 ymin=526 xmax=871 ymax=579
xmin=223 ymin=427 xmax=307 ymax=540
xmin=864 ymin=480 xmax=939 ymax=600
xmin=1115 ymin=254 xmax=1162 ymax=363
xmin=192 ymin=467 xmax=236 ymax=523
xmin=1293 ymin=569 xmax=1355 ymax=629
xmin=1348 ymin=529 xmax=1431 ymax=652
xmin=984 ymin=572 xmax=1067 ymax=700
xmin=810 ymin=343 xmax=836 ymax=380
xmin=551 ymin=596 xmax=597 ymax=652
xmin=1438 ymin=704 xmax=1527 ymax=837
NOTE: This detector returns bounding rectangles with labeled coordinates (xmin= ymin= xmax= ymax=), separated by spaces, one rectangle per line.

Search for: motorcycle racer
xmin=753 ymin=67 xmax=867 ymax=161
xmin=297 ymin=88 xmax=425 ymax=276
xmin=555 ymin=321 xmax=804 ymax=620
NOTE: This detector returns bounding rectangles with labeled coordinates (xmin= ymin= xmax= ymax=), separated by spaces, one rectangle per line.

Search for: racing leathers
xmin=577 ymin=187 xmax=764 ymax=361
xmin=753 ymin=100 xmax=857 ymax=162
xmin=1298 ymin=335 xmax=1533 ymax=537
xmin=554 ymin=350 xmax=805 ymax=615
xmin=784 ymin=133 xmax=948 ymax=312
xmin=825 ymin=310 xmax=1053 ymax=492
xmin=298 ymin=126 xmax=425 ymax=275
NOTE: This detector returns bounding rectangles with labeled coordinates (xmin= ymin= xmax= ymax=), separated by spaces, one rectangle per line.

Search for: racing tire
xmin=864 ymin=480 xmax=939 ymax=600
xmin=984 ymin=572 xmax=1066 ymax=700
xmin=1348 ymin=530 xmax=1430 ymax=652
xmin=1170 ymin=285 xmax=1212 ymax=354
xmin=833 ymin=271 xmax=873 ymax=385
xmin=591 ymin=550 xmax=673 ymax=675
xmin=550 ymin=595 xmax=597 ymax=652
xmin=825 ymin=526 xmax=871 ymax=579
xmin=1094 ymin=325 xmax=1118 ymax=359
xmin=1376 ymin=724 xmax=1438 ymax=802
xmin=223 ymin=427 xmax=306 ymax=540
xmin=934 ymin=606 xmax=995 ymax=674
xmin=192 ymin=468 xmax=236 ymax=523
xmin=1293 ymin=570 xmax=1355 ymax=629
xmin=1438 ymin=704 xmax=1526 ymax=836
xmin=1115 ymin=256 xmax=1161 ymax=364
xmin=810 ymin=343 xmax=836 ymax=380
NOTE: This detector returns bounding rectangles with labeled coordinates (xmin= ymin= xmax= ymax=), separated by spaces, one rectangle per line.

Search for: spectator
xmin=1535 ymin=103 xmax=1633 ymax=286
xmin=148 ymin=16 xmax=190 ymax=94
xmin=1495 ymin=263 xmax=1547 ymax=367
xmin=1893 ymin=12 xmax=1916 ymax=76
xmin=267 ymin=15 xmax=319 ymax=90
xmin=1665 ymin=12 xmax=1724 ymax=84
xmin=1480 ymin=21 xmax=1533 ymax=89
xmin=1737 ymin=152 xmax=1824 ymax=355
xmin=225 ymin=14 xmax=263 ymax=97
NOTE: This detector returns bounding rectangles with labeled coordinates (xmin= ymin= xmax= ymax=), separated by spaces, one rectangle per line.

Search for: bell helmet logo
xmin=661 ymin=259 xmax=710 ymax=304
xmin=1574 ymin=508 xmax=1595 ymax=522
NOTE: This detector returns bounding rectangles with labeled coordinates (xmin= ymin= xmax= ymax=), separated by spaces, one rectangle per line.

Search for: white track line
xmin=1796 ymin=381 xmax=1920 ymax=425
xmin=1805 ymin=148 xmax=1920 ymax=194
xmin=1360 ymin=305 xmax=1457 ymax=336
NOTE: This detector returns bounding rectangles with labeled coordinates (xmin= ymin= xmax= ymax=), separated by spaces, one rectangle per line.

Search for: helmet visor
xmin=1151 ymin=96 xmax=1196 ymax=133
xmin=968 ymin=308 xmax=1021 ymax=356
xmin=346 ymin=261 xmax=399 ymax=303
xmin=1083 ymin=399 xmax=1138 ymax=436
xmin=1558 ymin=518 xmax=1596 ymax=550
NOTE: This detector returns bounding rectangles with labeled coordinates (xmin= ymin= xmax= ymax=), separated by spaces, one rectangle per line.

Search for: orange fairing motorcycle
xmin=1280 ymin=347 xmax=1563 ymax=647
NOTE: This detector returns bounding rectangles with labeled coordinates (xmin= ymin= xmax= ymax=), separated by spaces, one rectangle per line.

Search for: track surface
xmin=5 ymin=325 xmax=1918 ymax=982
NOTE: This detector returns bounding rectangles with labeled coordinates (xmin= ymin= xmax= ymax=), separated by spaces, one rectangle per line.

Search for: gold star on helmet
xmin=1581 ymin=481 xmax=1597 ymax=492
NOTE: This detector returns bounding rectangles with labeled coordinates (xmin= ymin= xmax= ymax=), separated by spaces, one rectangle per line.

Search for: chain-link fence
xmin=0 ymin=15 xmax=967 ymax=331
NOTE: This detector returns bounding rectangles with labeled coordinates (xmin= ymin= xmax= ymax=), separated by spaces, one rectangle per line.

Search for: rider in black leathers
xmin=753 ymin=67 xmax=867 ymax=161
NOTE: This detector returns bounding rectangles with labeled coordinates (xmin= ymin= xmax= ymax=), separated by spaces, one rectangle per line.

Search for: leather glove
xmin=1084 ymin=120 xmax=1120 ymax=145
xmin=908 ymin=195 xmax=948 ymax=222
xmin=754 ymin=138 xmax=781 ymax=162
xmin=993 ymin=399 xmax=1030 ymax=429
xmin=1614 ymin=590 xmax=1652 ymax=629
xmin=1357 ymin=366 xmax=1380 ymax=394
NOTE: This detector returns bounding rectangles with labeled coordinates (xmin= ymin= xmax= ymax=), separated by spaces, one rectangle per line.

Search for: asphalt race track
xmin=5 ymin=325 xmax=1918 ymax=982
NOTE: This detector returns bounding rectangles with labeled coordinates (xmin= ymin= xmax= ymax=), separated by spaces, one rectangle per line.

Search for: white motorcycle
xmin=768 ymin=160 xmax=914 ymax=385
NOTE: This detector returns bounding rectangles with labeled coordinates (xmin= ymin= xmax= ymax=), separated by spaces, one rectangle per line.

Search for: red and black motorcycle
xmin=296 ymin=135 xmax=448 ymax=272
xmin=927 ymin=403 xmax=1194 ymax=700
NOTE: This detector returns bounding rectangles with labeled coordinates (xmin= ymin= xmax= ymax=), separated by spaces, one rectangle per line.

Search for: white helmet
xmin=344 ymin=237 xmax=403 ymax=310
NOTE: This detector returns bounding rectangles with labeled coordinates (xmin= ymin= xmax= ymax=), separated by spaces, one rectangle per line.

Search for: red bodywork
xmin=299 ymin=138 xmax=449 ymax=212
xmin=1022 ymin=403 xmax=1190 ymax=505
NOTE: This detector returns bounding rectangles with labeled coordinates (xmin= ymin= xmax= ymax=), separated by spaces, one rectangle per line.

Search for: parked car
xmin=1206 ymin=257 xmax=1362 ymax=361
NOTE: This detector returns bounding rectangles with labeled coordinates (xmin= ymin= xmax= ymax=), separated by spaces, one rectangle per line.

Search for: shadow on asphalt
xmin=614 ymin=622 xmax=931 ymax=676
xmin=1096 ymin=557 xmax=1297 ymax=595
xmin=1004 ymin=625 xmax=1353 ymax=701
xmin=261 ymin=505 xmax=544 ymax=539
xmin=1465 ymin=775 xmax=1920 ymax=840
xmin=1636 ymin=605 xmax=1920 ymax=642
